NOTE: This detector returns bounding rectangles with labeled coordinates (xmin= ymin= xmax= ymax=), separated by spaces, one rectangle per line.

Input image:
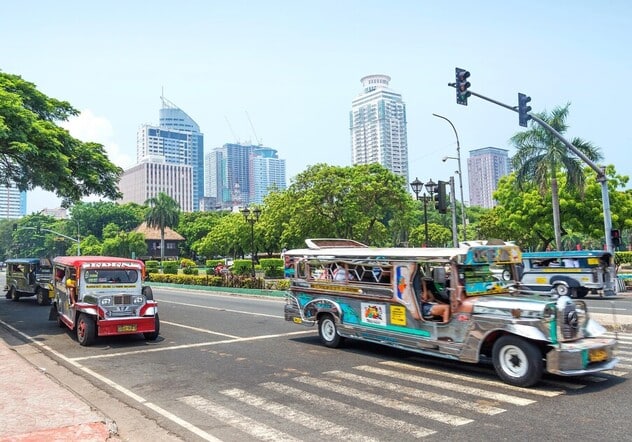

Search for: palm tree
xmin=511 ymin=104 xmax=602 ymax=250
xmin=145 ymin=192 xmax=180 ymax=262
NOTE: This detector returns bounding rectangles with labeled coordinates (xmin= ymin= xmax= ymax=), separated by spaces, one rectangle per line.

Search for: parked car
xmin=520 ymin=250 xmax=617 ymax=298
xmin=4 ymin=258 xmax=54 ymax=305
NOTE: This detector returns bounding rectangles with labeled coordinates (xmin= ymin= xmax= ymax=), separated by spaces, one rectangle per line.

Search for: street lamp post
xmin=433 ymin=113 xmax=467 ymax=242
xmin=410 ymin=178 xmax=437 ymax=247
xmin=241 ymin=206 xmax=261 ymax=277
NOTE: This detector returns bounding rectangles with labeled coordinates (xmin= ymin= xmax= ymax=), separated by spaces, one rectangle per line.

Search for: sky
xmin=2 ymin=0 xmax=631 ymax=214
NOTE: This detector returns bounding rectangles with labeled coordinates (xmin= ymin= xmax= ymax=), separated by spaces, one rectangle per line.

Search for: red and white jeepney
xmin=51 ymin=256 xmax=159 ymax=346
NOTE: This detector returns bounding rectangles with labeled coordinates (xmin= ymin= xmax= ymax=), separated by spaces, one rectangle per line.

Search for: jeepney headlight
xmin=543 ymin=304 xmax=556 ymax=322
xmin=100 ymin=297 xmax=112 ymax=306
xmin=133 ymin=296 xmax=144 ymax=304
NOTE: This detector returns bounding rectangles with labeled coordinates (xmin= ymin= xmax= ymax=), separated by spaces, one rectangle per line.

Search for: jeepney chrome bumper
xmin=546 ymin=337 xmax=618 ymax=376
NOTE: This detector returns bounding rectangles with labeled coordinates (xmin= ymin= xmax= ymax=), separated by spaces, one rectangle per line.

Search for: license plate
xmin=117 ymin=324 xmax=137 ymax=333
xmin=589 ymin=348 xmax=608 ymax=362
xmin=293 ymin=317 xmax=303 ymax=324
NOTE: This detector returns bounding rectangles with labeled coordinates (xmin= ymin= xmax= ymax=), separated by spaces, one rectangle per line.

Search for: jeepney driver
xmin=421 ymin=278 xmax=450 ymax=323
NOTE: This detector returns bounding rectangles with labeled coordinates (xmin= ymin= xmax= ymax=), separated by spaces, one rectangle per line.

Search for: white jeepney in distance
xmin=283 ymin=239 xmax=618 ymax=387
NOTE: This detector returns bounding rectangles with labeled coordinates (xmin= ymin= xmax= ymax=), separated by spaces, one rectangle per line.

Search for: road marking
xmin=293 ymin=375 xmax=473 ymax=426
xmin=70 ymin=330 xmax=316 ymax=361
xmin=158 ymin=299 xmax=284 ymax=319
xmin=380 ymin=361 xmax=560 ymax=398
xmin=221 ymin=388 xmax=377 ymax=442
xmin=337 ymin=367 xmax=505 ymax=414
xmin=179 ymin=394 xmax=299 ymax=441
xmin=0 ymin=320 xmax=220 ymax=442
xmin=261 ymin=382 xmax=435 ymax=438
xmin=161 ymin=320 xmax=239 ymax=338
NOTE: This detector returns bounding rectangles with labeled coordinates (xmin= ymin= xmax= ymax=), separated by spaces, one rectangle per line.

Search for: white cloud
xmin=27 ymin=110 xmax=131 ymax=214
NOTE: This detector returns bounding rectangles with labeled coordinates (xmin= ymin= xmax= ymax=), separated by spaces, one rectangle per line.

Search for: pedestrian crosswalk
xmin=177 ymin=331 xmax=632 ymax=440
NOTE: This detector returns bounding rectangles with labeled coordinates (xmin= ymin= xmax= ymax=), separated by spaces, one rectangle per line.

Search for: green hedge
xmin=205 ymin=259 xmax=225 ymax=268
xmin=232 ymin=259 xmax=253 ymax=275
xmin=147 ymin=272 xmax=276 ymax=289
xmin=162 ymin=261 xmax=179 ymax=274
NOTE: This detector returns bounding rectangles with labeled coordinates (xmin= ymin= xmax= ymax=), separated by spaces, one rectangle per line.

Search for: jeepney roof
xmin=285 ymin=239 xmax=522 ymax=265
xmin=522 ymin=250 xmax=612 ymax=259
xmin=5 ymin=258 xmax=47 ymax=265
xmin=53 ymin=256 xmax=145 ymax=267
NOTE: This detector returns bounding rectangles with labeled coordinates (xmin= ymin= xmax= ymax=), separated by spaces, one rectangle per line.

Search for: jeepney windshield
xmin=84 ymin=268 xmax=139 ymax=284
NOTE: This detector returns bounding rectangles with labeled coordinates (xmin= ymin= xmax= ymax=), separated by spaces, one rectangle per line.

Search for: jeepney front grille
xmin=114 ymin=295 xmax=132 ymax=305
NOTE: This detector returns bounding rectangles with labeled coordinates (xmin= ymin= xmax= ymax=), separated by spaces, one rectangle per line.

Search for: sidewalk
xmin=0 ymin=335 xmax=116 ymax=442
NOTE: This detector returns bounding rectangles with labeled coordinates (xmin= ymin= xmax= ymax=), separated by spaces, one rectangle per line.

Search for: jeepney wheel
xmin=9 ymin=286 xmax=19 ymax=302
xmin=492 ymin=335 xmax=543 ymax=387
xmin=554 ymin=283 xmax=569 ymax=297
xmin=76 ymin=313 xmax=96 ymax=346
xmin=36 ymin=287 xmax=50 ymax=306
xmin=318 ymin=314 xmax=344 ymax=348
xmin=143 ymin=314 xmax=160 ymax=341
xmin=576 ymin=288 xmax=589 ymax=299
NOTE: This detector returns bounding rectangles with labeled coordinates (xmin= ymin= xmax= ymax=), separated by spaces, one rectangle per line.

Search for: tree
xmin=144 ymin=192 xmax=180 ymax=261
xmin=0 ymin=72 xmax=122 ymax=205
xmin=70 ymin=201 xmax=146 ymax=240
xmin=511 ymin=103 xmax=602 ymax=250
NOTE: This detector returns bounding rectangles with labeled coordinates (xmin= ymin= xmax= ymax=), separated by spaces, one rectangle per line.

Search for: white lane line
xmin=158 ymin=299 xmax=284 ymax=319
xmin=380 ymin=361 xmax=561 ymax=398
xmin=261 ymin=382 xmax=435 ymax=438
xmin=336 ymin=367 xmax=505 ymax=415
xmin=293 ymin=376 xmax=473 ymax=426
xmin=0 ymin=320 xmax=220 ymax=442
xmin=161 ymin=320 xmax=239 ymax=338
xmin=179 ymin=394 xmax=299 ymax=441
xmin=70 ymin=330 xmax=316 ymax=361
xmin=221 ymin=388 xmax=377 ymax=442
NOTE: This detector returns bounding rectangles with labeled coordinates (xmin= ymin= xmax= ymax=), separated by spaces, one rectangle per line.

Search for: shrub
xmin=259 ymin=258 xmax=284 ymax=278
xmin=232 ymin=259 xmax=253 ymax=275
xmin=180 ymin=258 xmax=196 ymax=268
xmin=162 ymin=261 xmax=179 ymax=275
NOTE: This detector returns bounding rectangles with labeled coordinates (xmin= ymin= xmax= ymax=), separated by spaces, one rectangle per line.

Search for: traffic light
xmin=611 ymin=229 xmax=621 ymax=248
xmin=435 ymin=180 xmax=448 ymax=214
xmin=455 ymin=68 xmax=471 ymax=105
xmin=518 ymin=93 xmax=532 ymax=127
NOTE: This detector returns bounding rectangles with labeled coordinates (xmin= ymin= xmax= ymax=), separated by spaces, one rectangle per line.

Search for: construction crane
xmin=245 ymin=111 xmax=262 ymax=146
xmin=224 ymin=116 xmax=240 ymax=144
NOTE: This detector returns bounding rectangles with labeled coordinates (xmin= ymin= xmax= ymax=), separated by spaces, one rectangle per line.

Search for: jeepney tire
xmin=492 ymin=335 xmax=543 ymax=387
xmin=142 ymin=286 xmax=154 ymax=300
xmin=9 ymin=286 xmax=19 ymax=302
xmin=144 ymin=314 xmax=160 ymax=341
xmin=76 ymin=313 xmax=96 ymax=346
xmin=576 ymin=288 xmax=589 ymax=299
xmin=318 ymin=314 xmax=344 ymax=348
xmin=36 ymin=288 xmax=50 ymax=306
xmin=554 ymin=283 xmax=569 ymax=297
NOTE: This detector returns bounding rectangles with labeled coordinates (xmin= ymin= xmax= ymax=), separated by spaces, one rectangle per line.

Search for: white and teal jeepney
xmin=283 ymin=239 xmax=618 ymax=387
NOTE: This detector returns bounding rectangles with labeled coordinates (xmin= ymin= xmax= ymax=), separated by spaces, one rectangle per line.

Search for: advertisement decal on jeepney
xmin=390 ymin=305 xmax=406 ymax=326
xmin=393 ymin=263 xmax=421 ymax=319
xmin=361 ymin=302 xmax=386 ymax=326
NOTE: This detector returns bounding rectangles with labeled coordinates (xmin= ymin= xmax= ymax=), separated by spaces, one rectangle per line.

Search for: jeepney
xmin=4 ymin=257 xmax=54 ymax=305
xmin=51 ymin=256 xmax=159 ymax=346
xmin=284 ymin=239 xmax=618 ymax=387
xmin=520 ymin=250 xmax=617 ymax=298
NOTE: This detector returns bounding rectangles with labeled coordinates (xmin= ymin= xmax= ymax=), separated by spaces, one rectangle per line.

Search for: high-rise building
xmin=350 ymin=74 xmax=408 ymax=181
xmin=205 ymin=143 xmax=287 ymax=208
xmin=0 ymin=182 xmax=26 ymax=218
xmin=250 ymin=147 xmax=286 ymax=204
xmin=119 ymin=157 xmax=193 ymax=212
xmin=135 ymin=96 xmax=204 ymax=211
xmin=467 ymin=147 xmax=511 ymax=208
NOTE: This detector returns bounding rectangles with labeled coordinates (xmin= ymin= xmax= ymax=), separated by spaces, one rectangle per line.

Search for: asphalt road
xmin=1 ymin=283 xmax=632 ymax=441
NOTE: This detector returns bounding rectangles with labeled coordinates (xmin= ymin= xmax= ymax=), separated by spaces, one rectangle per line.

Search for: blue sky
xmin=2 ymin=0 xmax=631 ymax=213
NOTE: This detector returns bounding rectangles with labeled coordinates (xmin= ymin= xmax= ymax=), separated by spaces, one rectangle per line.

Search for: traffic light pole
xmin=449 ymin=85 xmax=614 ymax=253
